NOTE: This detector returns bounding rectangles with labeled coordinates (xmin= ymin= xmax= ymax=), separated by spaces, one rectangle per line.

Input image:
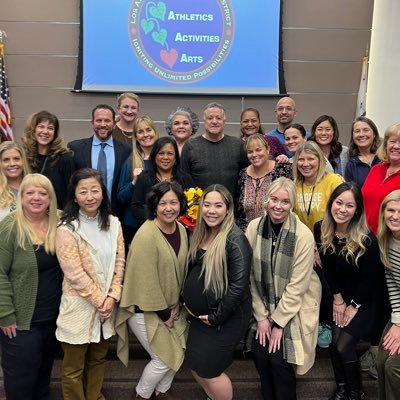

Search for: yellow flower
xmin=185 ymin=187 xmax=196 ymax=202
xmin=187 ymin=205 xmax=199 ymax=220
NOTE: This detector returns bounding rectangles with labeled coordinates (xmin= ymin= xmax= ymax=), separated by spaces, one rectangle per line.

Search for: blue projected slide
xmin=75 ymin=0 xmax=283 ymax=95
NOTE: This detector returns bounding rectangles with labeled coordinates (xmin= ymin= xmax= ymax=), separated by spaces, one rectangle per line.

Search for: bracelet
xmin=333 ymin=301 xmax=345 ymax=306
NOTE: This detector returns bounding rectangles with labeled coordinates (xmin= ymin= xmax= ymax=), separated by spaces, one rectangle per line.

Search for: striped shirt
xmin=387 ymin=239 xmax=400 ymax=323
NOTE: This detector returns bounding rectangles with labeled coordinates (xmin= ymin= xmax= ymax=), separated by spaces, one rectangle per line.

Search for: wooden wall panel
xmin=0 ymin=0 xmax=374 ymax=147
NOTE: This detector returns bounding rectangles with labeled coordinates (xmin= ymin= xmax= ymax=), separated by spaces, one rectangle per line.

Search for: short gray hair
xmin=165 ymin=107 xmax=200 ymax=135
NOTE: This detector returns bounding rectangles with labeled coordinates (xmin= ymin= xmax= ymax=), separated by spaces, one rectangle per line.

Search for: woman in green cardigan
xmin=116 ymin=181 xmax=189 ymax=400
xmin=0 ymin=173 xmax=62 ymax=400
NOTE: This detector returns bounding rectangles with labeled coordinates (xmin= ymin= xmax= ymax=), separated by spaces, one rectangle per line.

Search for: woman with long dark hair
xmin=315 ymin=182 xmax=381 ymax=400
xmin=56 ymin=168 xmax=125 ymax=399
xmin=22 ymin=110 xmax=75 ymax=209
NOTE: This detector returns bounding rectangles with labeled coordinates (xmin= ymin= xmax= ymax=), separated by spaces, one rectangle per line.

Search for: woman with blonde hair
xmin=246 ymin=177 xmax=321 ymax=400
xmin=315 ymin=182 xmax=381 ymax=400
xmin=293 ymin=141 xmax=343 ymax=232
xmin=236 ymin=133 xmax=292 ymax=231
xmin=376 ymin=190 xmax=400 ymax=399
xmin=22 ymin=110 xmax=75 ymax=209
xmin=182 ymin=184 xmax=252 ymax=400
xmin=0 ymin=173 xmax=62 ymax=400
xmin=0 ymin=142 xmax=30 ymax=221
xmin=363 ymin=122 xmax=400 ymax=234
xmin=118 ymin=115 xmax=159 ymax=246
xmin=113 ymin=92 xmax=140 ymax=146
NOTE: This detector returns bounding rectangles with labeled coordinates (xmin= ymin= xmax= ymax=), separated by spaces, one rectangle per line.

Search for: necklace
xmin=301 ymin=183 xmax=316 ymax=216
xmin=271 ymin=229 xmax=278 ymax=247
xmin=120 ymin=129 xmax=133 ymax=139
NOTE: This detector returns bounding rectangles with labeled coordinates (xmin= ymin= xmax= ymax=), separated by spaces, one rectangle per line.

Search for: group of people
xmin=0 ymin=94 xmax=399 ymax=400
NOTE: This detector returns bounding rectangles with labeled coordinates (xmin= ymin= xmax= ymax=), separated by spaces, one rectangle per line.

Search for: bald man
xmin=267 ymin=97 xmax=309 ymax=155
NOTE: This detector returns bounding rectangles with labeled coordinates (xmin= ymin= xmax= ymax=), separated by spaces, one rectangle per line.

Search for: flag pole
xmin=0 ymin=30 xmax=14 ymax=141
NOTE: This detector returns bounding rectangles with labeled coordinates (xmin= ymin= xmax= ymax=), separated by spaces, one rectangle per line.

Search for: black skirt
xmin=185 ymin=298 xmax=251 ymax=378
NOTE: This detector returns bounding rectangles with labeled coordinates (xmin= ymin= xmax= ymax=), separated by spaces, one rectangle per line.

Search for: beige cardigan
xmin=55 ymin=216 xmax=125 ymax=344
xmin=246 ymin=215 xmax=321 ymax=375
xmin=116 ymin=220 xmax=188 ymax=371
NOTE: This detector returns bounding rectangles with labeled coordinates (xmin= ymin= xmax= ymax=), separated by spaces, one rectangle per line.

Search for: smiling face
xmin=22 ymin=184 xmax=50 ymax=218
xmin=92 ymin=109 xmax=115 ymax=141
xmin=240 ymin=110 xmax=261 ymax=138
xmin=275 ymin=97 xmax=297 ymax=127
xmin=155 ymin=189 xmax=180 ymax=228
xmin=352 ymin=121 xmax=374 ymax=152
xmin=135 ymin=121 xmax=157 ymax=150
xmin=74 ymin=177 xmax=104 ymax=217
xmin=246 ymin=139 xmax=269 ymax=168
xmin=34 ymin=120 xmax=55 ymax=152
xmin=297 ymin=151 xmax=320 ymax=183
xmin=384 ymin=200 xmax=400 ymax=239
xmin=331 ymin=190 xmax=357 ymax=230
xmin=201 ymin=191 xmax=228 ymax=233
xmin=118 ymin=97 xmax=139 ymax=124
xmin=315 ymin=120 xmax=334 ymax=147
xmin=284 ymin=127 xmax=307 ymax=154
xmin=266 ymin=188 xmax=292 ymax=224
xmin=0 ymin=149 xmax=24 ymax=182
xmin=203 ymin=107 xmax=226 ymax=141
xmin=387 ymin=135 xmax=400 ymax=164
xmin=155 ymin=143 xmax=176 ymax=174
xmin=171 ymin=114 xmax=192 ymax=143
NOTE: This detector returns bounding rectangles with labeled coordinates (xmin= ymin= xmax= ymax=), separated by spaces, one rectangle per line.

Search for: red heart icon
xmin=160 ymin=49 xmax=178 ymax=68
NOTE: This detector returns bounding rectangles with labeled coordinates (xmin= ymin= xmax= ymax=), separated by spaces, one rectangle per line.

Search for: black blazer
xmin=68 ymin=136 xmax=131 ymax=215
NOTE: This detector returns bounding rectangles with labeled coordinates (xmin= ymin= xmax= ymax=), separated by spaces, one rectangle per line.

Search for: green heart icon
xmin=149 ymin=2 xmax=166 ymax=21
xmin=152 ymin=29 xmax=167 ymax=46
xmin=141 ymin=18 xmax=154 ymax=34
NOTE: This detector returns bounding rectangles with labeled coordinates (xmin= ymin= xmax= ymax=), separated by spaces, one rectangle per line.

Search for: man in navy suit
xmin=68 ymin=104 xmax=131 ymax=216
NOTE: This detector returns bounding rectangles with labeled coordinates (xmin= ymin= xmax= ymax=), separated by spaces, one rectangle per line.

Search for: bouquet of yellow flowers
xmin=178 ymin=187 xmax=203 ymax=229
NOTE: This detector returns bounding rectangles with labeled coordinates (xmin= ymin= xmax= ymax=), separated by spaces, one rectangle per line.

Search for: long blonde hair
xmin=378 ymin=190 xmax=400 ymax=268
xmin=320 ymin=182 xmax=369 ymax=265
xmin=188 ymin=184 xmax=234 ymax=298
xmin=12 ymin=174 xmax=58 ymax=253
xmin=0 ymin=142 xmax=30 ymax=208
xmin=131 ymin=116 xmax=159 ymax=173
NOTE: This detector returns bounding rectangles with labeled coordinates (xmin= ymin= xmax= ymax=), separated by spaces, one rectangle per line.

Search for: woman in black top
xmin=314 ymin=182 xmax=381 ymax=400
xmin=182 ymin=184 xmax=252 ymax=400
xmin=132 ymin=136 xmax=193 ymax=226
xmin=22 ymin=110 xmax=75 ymax=209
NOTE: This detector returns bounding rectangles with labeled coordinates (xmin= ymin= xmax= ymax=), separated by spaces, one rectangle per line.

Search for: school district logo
xmin=128 ymin=0 xmax=234 ymax=84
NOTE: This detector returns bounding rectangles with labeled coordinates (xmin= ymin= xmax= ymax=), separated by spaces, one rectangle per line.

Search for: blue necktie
xmin=97 ymin=142 xmax=107 ymax=187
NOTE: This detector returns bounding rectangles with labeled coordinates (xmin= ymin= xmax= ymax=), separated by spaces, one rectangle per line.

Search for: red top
xmin=362 ymin=163 xmax=400 ymax=234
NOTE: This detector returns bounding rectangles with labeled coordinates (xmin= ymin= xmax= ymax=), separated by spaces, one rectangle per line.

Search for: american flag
xmin=0 ymin=42 xmax=13 ymax=141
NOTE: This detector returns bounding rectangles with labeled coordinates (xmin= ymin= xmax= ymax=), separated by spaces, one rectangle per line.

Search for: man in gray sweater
xmin=180 ymin=102 xmax=248 ymax=198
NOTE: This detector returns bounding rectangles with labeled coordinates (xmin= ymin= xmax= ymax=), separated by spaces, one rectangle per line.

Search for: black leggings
xmin=331 ymin=324 xmax=358 ymax=362
xmin=251 ymin=334 xmax=296 ymax=400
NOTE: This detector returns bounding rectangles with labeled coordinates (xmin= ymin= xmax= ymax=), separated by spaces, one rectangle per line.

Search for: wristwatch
xmin=350 ymin=299 xmax=361 ymax=309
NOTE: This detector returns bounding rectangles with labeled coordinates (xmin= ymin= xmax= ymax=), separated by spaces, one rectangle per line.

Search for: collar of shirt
xmin=92 ymin=135 xmax=114 ymax=148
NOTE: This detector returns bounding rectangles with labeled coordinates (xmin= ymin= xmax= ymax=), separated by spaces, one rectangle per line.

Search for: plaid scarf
xmin=249 ymin=213 xmax=304 ymax=366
